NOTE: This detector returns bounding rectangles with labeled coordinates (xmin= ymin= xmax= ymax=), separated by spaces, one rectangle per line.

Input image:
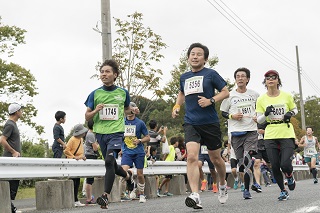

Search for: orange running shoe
xmin=200 ymin=179 xmax=207 ymax=191
xmin=212 ymin=183 xmax=218 ymax=193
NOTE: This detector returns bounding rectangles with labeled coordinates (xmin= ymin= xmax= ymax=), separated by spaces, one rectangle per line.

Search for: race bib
xmin=184 ymin=76 xmax=204 ymax=96
xmin=237 ymin=102 xmax=254 ymax=117
xmin=268 ymin=104 xmax=285 ymax=121
xmin=305 ymin=148 xmax=317 ymax=156
xmin=258 ymin=133 xmax=264 ymax=140
xmin=201 ymin=145 xmax=208 ymax=154
xmin=124 ymin=125 xmax=136 ymax=137
xmin=99 ymin=104 xmax=119 ymax=120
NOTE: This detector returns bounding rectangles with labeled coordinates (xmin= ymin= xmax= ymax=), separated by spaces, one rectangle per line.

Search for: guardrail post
xmin=144 ymin=175 xmax=157 ymax=198
xmin=168 ymin=175 xmax=186 ymax=195
xmin=35 ymin=180 xmax=73 ymax=211
xmin=0 ymin=181 xmax=11 ymax=213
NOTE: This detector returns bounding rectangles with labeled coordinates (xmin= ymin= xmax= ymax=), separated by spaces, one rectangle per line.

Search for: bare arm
xmin=214 ymin=86 xmax=229 ymax=103
xmin=172 ymin=91 xmax=185 ymax=118
xmin=0 ymin=135 xmax=20 ymax=157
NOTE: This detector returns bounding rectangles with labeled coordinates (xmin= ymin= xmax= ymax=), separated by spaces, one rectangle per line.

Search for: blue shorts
xmin=304 ymin=154 xmax=318 ymax=163
xmin=96 ymin=133 xmax=123 ymax=159
xmin=198 ymin=153 xmax=215 ymax=170
xmin=121 ymin=152 xmax=145 ymax=169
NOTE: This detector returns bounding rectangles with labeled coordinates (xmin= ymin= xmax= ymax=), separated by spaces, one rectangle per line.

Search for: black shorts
xmin=254 ymin=149 xmax=270 ymax=163
xmin=230 ymin=158 xmax=238 ymax=169
xmin=198 ymin=154 xmax=215 ymax=170
xmin=184 ymin=123 xmax=222 ymax=151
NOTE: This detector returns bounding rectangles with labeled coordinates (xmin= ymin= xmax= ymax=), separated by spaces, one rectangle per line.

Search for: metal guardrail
xmin=0 ymin=157 xmax=317 ymax=179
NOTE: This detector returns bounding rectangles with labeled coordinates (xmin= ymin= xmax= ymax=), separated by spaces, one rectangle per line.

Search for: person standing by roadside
xmin=64 ymin=124 xmax=88 ymax=207
xmin=256 ymin=70 xmax=298 ymax=201
xmin=84 ymin=119 xmax=100 ymax=205
xmin=0 ymin=103 xmax=23 ymax=213
xmin=172 ymin=42 xmax=229 ymax=209
xmin=220 ymin=67 xmax=260 ymax=200
xmin=121 ymin=102 xmax=150 ymax=203
xmin=298 ymin=127 xmax=320 ymax=184
xmin=84 ymin=59 xmax=138 ymax=209
xmin=52 ymin=111 xmax=66 ymax=158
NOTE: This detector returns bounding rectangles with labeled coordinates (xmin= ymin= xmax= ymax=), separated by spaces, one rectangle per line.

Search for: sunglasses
xmin=265 ymin=75 xmax=278 ymax=80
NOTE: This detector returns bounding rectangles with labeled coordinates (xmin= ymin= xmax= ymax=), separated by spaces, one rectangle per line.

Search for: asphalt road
xmin=14 ymin=179 xmax=320 ymax=213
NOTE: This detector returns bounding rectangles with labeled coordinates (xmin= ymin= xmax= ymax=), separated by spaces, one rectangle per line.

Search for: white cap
xmin=8 ymin=103 xmax=23 ymax=114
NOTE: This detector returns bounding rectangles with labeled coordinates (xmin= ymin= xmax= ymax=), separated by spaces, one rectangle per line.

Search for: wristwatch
xmin=210 ymin=97 xmax=215 ymax=105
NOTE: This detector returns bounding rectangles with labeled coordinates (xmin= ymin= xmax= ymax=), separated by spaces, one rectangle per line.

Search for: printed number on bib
xmin=184 ymin=76 xmax=204 ymax=96
xmin=306 ymin=148 xmax=316 ymax=156
xmin=124 ymin=125 xmax=136 ymax=137
xmin=99 ymin=104 xmax=119 ymax=120
xmin=268 ymin=104 xmax=285 ymax=121
xmin=201 ymin=145 xmax=208 ymax=154
xmin=237 ymin=102 xmax=254 ymax=117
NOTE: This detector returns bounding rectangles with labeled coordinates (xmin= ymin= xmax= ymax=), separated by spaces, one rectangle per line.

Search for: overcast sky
xmin=1 ymin=0 xmax=319 ymax=144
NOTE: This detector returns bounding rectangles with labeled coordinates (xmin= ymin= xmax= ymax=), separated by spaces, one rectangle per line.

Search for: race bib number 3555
xmin=99 ymin=104 xmax=119 ymax=120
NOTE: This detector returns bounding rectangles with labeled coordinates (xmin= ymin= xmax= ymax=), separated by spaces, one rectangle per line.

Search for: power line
xmin=206 ymin=0 xmax=320 ymax=96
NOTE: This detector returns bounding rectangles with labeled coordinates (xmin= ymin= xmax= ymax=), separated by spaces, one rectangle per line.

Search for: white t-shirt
xmin=220 ymin=88 xmax=259 ymax=133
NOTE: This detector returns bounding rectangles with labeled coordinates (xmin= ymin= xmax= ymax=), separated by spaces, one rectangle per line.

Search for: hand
xmin=82 ymin=156 xmax=87 ymax=161
xmin=283 ymin=111 xmax=293 ymax=123
xmin=12 ymin=151 xmax=20 ymax=157
xmin=198 ymin=96 xmax=210 ymax=108
xmin=131 ymin=106 xmax=140 ymax=115
xmin=172 ymin=104 xmax=180 ymax=118
xmin=62 ymin=143 xmax=67 ymax=150
xmin=264 ymin=105 xmax=275 ymax=116
xmin=95 ymin=104 xmax=104 ymax=113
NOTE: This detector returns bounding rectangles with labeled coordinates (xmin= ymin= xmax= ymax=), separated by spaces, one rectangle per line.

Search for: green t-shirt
xmin=92 ymin=87 xmax=128 ymax=134
xmin=165 ymin=145 xmax=176 ymax=161
xmin=256 ymin=91 xmax=296 ymax=139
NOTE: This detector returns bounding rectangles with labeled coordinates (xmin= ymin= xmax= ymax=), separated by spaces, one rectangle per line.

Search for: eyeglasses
xmin=236 ymin=75 xmax=247 ymax=79
xmin=265 ymin=75 xmax=277 ymax=80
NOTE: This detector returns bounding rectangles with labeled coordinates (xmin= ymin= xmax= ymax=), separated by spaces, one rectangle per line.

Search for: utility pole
xmin=101 ymin=0 xmax=112 ymax=61
xmin=296 ymin=45 xmax=306 ymax=130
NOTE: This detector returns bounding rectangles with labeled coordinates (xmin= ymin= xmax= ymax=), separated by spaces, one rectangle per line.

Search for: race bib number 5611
xmin=99 ymin=104 xmax=119 ymax=120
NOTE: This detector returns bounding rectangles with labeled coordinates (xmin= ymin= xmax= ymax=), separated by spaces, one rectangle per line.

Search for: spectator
xmin=0 ymin=103 xmax=24 ymax=213
xmin=158 ymin=136 xmax=179 ymax=196
xmin=84 ymin=120 xmax=100 ymax=205
xmin=64 ymin=124 xmax=88 ymax=207
xmin=148 ymin=120 xmax=167 ymax=160
xmin=52 ymin=111 xmax=67 ymax=158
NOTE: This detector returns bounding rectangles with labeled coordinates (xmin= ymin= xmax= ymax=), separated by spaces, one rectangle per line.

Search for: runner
xmin=172 ymin=42 xmax=229 ymax=209
xmin=220 ymin=67 xmax=259 ymax=200
xmin=256 ymin=70 xmax=298 ymax=201
xmin=298 ymin=127 xmax=320 ymax=184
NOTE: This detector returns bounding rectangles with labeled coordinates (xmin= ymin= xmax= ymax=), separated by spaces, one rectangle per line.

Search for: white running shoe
xmin=130 ymin=188 xmax=137 ymax=199
xmin=218 ymin=186 xmax=228 ymax=204
xmin=185 ymin=192 xmax=202 ymax=209
xmin=139 ymin=194 xmax=147 ymax=203
xmin=74 ymin=201 xmax=85 ymax=207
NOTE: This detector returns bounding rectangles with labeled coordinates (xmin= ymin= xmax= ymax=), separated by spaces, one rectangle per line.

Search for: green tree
xmin=21 ymin=141 xmax=46 ymax=158
xmin=0 ymin=17 xmax=44 ymax=135
xmin=92 ymin=12 xmax=167 ymax=121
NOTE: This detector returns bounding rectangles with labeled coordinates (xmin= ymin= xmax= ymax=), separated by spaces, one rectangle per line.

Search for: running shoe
xmin=314 ymin=178 xmax=318 ymax=184
xmin=286 ymin=175 xmax=296 ymax=191
xmin=233 ymin=180 xmax=239 ymax=190
xmin=139 ymin=194 xmax=147 ymax=203
xmin=130 ymin=188 xmax=137 ymax=199
xmin=278 ymin=190 xmax=289 ymax=201
xmin=120 ymin=192 xmax=132 ymax=202
xmin=96 ymin=193 xmax=108 ymax=209
xmin=126 ymin=170 xmax=135 ymax=191
xmin=265 ymin=182 xmax=272 ymax=187
xmin=212 ymin=183 xmax=218 ymax=193
xmin=200 ymin=179 xmax=207 ymax=191
xmin=185 ymin=192 xmax=202 ymax=209
xmin=218 ymin=186 xmax=228 ymax=204
xmin=163 ymin=192 xmax=173 ymax=196
xmin=74 ymin=201 xmax=85 ymax=207
xmin=157 ymin=189 xmax=161 ymax=197
xmin=240 ymin=183 xmax=245 ymax=192
xmin=243 ymin=189 xmax=252 ymax=199
xmin=251 ymin=183 xmax=262 ymax=193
